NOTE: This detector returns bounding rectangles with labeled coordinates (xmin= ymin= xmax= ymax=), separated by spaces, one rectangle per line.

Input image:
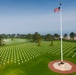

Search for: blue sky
xmin=0 ymin=0 xmax=76 ymax=35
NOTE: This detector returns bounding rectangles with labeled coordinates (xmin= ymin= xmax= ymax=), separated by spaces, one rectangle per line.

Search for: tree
xmin=10 ymin=34 xmax=16 ymax=41
xmin=20 ymin=34 xmax=26 ymax=38
xmin=16 ymin=34 xmax=21 ymax=38
xmin=54 ymin=33 xmax=60 ymax=39
xmin=45 ymin=34 xmax=54 ymax=46
xmin=69 ymin=32 xmax=75 ymax=40
xmin=33 ymin=32 xmax=42 ymax=46
xmin=0 ymin=35 xmax=3 ymax=46
xmin=1 ymin=34 xmax=6 ymax=38
xmin=37 ymin=34 xmax=41 ymax=46
xmin=26 ymin=34 xmax=33 ymax=41
xmin=33 ymin=32 xmax=38 ymax=42
xmin=63 ymin=33 xmax=68 ymax=40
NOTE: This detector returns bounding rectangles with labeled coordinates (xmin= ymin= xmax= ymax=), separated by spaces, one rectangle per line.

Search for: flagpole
xmin=60 ymin=3 xmax=63 ymax=63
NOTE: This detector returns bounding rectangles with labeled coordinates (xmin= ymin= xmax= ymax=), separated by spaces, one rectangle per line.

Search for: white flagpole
xmin=60 ymin=3 xmax=63 ymax=62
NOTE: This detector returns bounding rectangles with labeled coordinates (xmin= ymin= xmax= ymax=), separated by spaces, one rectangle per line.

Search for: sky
xmin=0 ymin=0 xmax=76 ymax=35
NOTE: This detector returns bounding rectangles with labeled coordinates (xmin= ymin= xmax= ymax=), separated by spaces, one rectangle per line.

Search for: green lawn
xmin=0 ymin=39 xmax=76 ymax=75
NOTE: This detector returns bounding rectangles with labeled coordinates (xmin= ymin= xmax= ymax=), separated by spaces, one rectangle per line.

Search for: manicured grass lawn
xmin=0 ymin=39 xmax=76 ymax=75
xmin=0 ymin=54 xmax=76 ymax=75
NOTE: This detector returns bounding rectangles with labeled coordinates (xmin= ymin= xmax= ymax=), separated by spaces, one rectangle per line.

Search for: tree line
xmin=0 ymin=32 xmax=76 ymax=46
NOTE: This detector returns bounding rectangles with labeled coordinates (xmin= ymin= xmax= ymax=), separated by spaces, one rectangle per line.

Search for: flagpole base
xmin=58 ymin=61 xmax=65 ymax=67
xmin=60 ymin=61 xmax=64 ymax=64
xmin=48 ymin=60 xmax=76 ymax=74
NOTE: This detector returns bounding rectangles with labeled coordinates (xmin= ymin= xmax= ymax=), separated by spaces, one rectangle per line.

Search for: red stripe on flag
xmin=54 ymin=7 xmax=60 ymax=12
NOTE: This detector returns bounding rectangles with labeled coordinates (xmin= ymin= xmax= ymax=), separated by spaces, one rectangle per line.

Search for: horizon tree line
xmin=0 ymin=32 xmax=76 ymax=46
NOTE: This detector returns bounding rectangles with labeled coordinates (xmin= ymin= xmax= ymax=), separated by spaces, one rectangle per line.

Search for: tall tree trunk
xmin=37 ymin=39 xmax=41 ymax=47
xmin=0 ymin=39 xmax=2 ymax=46
xmin=50 ymin=40 xmax=54 ymax=46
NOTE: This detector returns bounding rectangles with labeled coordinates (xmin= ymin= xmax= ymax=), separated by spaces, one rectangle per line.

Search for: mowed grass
xmin=4 ymin=38 xmax=27 ymax=45
xmin=0 ymin=39 xmax=76 ymax=75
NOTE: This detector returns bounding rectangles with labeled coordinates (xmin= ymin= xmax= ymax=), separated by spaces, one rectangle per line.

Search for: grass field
xmin=0 ymin=39 xmax=76 ymax=75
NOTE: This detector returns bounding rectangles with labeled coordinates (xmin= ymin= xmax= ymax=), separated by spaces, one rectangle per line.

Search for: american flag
xmin=54 ymin=7 xmax=60 ymax=12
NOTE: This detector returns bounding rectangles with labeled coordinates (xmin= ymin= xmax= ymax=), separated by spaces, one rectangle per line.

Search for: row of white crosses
xmin=0 ymin=44 xmax=46 ymax=65
xmin=63 ymin=42 xmax=76 ymax=58
xmin=0 ymin=42 xmax=76 ymax=66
